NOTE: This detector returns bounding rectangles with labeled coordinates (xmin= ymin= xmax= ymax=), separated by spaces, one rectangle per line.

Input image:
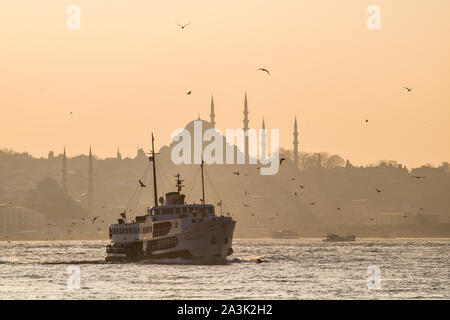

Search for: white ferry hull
xmin=155 ymin=223 xmax=235 ymax=260
xmin=106 ymin=220 xmax=235 ymax=263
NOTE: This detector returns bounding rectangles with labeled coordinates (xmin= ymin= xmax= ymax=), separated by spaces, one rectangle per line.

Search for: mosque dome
xmin=183 ymin=118 xmax=214 ymax=135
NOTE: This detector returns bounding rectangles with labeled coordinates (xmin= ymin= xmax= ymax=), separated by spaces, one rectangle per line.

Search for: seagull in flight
xmin=257 ymin=68 xmax=270 ymax=76
xmin=186 ymin=91 xmax=192 ymax=95
xmin=177 ymin=23 xmax=190 ymax=29
xmin=375 ymin=188 xmax=383 ymax=193
xmin=404 ymin=87 xmax=413 ymax=92
xmin=92 ymin=216 xmax=99 ymax=224
xmin=411 ymin=175 xmax=427 ymax=179
xmin=280 ymin=158 xmax=286 ymax=165
xmin=139 ymin=179 xmax=146 ymax=187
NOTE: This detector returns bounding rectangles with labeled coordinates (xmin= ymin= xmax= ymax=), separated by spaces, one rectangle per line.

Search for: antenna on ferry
xmin=175 ymin=173 xmax=184 ymax=193
xmin=201 ymin=158 xmax=206 ymax=206
xmin=150 ymin=133 xmax=158 ymax=207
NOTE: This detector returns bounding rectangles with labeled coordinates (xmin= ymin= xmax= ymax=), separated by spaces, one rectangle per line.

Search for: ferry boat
xmin=323 ymin=232 xmax=356 ymax=242
xmin=105 ymin=134 xmax=236 ymax=263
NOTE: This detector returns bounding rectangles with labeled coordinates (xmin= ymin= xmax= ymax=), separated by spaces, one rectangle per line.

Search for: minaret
xmin=293 ymin=116 xmax=299 ymax=168
xmin=210 ymin=96 xmax=216 ymax=128
xmin=117 ymin=147 xmax=122 ymax=161
xmin=261 ymin=118 xmax=267 ymax=162
xmin=243 ymin=92 xmax=249 ymax=164
xmin=88 ymin=146 xmax=93 ymax=214
xmin=62 ymin=147 xmax=68 ymax=193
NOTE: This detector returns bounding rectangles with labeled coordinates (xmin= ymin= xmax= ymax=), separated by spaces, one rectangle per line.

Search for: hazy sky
xmin=1 ymin=1 xmax=449 ymax=168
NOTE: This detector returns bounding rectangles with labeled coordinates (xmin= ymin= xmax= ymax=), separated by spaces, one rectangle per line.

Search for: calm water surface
xmin=0 ymin=238 xmax=448 ymax=299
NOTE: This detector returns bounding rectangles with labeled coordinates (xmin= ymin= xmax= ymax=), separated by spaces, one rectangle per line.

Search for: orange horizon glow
xmin=1 ymin=0 xmax=449 ymax=168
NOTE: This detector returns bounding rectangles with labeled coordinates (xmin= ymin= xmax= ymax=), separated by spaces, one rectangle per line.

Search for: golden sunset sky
xmin=0 ymin=0 xmax=449 ymax=167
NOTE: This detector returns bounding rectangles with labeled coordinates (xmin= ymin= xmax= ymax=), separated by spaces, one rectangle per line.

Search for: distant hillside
xmin=24 ymin=177 xmax=87 ymax=220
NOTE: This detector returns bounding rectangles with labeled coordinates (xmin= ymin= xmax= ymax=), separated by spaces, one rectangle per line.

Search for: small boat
xmin=323 ymin=233 xmax=355 ymax=242
xmin=271 ymin=230 xmax=299 ymax=239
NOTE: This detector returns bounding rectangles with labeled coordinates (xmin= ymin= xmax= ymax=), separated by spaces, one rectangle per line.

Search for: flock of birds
xmin=62 ymin=21 xmax=414 ymax=122
xmin=24 ymin=162 xmax=425 ymax=240
xmin=175 ymin=22 xmax=271 ymax=97
xmin=229 ymin=156 xmax=428 ymax=224
xmin=32 ymin=21 xmax=419 ymax=236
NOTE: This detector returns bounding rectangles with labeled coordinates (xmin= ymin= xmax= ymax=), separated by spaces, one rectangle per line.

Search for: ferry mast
xmin=151 ymin=133 xmax=158 ymax=206
xmin=201 ymin=159 xmax=205 ymax=206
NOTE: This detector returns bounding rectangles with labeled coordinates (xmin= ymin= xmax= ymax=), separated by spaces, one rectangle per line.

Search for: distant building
xmin=414 ymin=214 xmax=440 ymax=225
xmin=62 ymin=147 xmax=68 ymax=193
xmin=293 ymin=116 xmax=299 ymax=167
xmin=0 ymin=204 xmax=45 ymax=234
xmin=88 ymin=146 xmax=93 ymax=213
